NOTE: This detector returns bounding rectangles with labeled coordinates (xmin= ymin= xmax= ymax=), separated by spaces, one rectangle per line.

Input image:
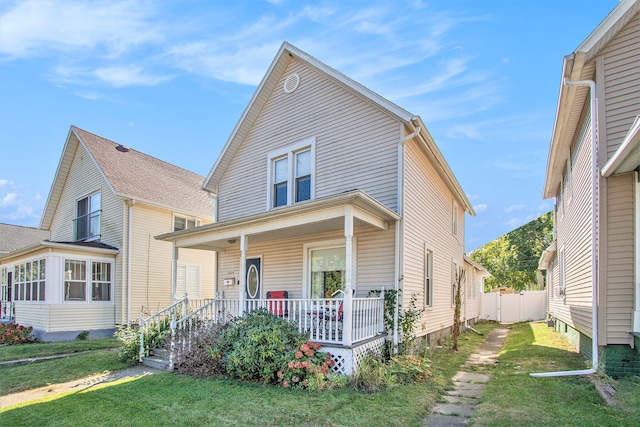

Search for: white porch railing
xmin=156 ymin=292 xmax=386 ymax=369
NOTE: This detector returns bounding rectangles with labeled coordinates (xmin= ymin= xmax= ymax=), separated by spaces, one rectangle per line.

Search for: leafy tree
xmin=469 ymin=212 xmax=553 ymax=292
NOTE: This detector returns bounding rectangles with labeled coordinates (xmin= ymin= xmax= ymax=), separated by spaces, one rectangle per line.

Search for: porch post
xmin=171 ymin=243 xmax=178 ymax=304
xmin=343 ymin=206 xmax=354 ymax=346
xmin=239 ymin=235 xmax=247 ymax=316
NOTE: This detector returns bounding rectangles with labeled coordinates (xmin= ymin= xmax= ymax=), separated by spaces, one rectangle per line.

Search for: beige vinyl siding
xmin=15 ymin=304 xmax=115 ymax=331
xmin=217 ymin=58 xmax=399 ymax=221
xmin=45 ymin=137 xmax=125 ymax=324
xmin=464 ymin=266 xmax=482 ymax=321
xmin=599 ymin=11 xmax=640 ymax=160
xmin=130 ymin=204 xmax=215 ymax=316
xmin=216 ymin=226 xmax=395 ymax=299
xmin=402 ymin=138 xmax=464 ymax=337
xmin=548 ymin=104 xmax=594 ymax=338
xmin=604 ymin=173 xmax=634 ymax=345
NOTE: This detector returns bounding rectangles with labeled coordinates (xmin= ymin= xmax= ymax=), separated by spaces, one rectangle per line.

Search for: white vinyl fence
xmin=480 ymin=291 xmax=547 ymax=323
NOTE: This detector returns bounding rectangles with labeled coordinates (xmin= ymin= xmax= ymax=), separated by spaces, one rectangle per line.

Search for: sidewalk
xmin=425 ymin=324 xmax=510 ymax=426
xmin=1 ymin=365 xmax=162 ymax=410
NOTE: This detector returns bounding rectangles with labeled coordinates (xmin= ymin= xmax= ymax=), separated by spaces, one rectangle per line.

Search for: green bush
xmin=213 ymin=308 xmax=306 ymax=384
xmin=388 ymin=355 xmax=431 ymax=384
xmin=115 ymin=318 xmax=172 ymax=365
xmin=0 ymin=323 xmax=38 ymax=345
xmin=349 ymin=353 xmax=395 ymax=393
xmin=77 ymin=330 xmax=90 ymax=341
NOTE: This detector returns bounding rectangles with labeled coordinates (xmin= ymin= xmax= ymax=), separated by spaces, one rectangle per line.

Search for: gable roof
xmin=202 ymin=42 xmax=474 ymax=214
xmin=543 ymin=0 xmax=640 ymax=198
xmin=0 ymin=223 xmax=50 ymax=254
xmin=40 ymin=127 xmax=214 ymax=229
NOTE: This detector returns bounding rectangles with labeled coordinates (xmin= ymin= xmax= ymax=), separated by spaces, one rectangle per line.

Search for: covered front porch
xmin=150 ymin=191 xmax=401 ymax=372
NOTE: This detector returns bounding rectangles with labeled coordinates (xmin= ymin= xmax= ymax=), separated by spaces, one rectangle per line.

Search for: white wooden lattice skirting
xmin=319 ymin=336 xmax=386 ymax=375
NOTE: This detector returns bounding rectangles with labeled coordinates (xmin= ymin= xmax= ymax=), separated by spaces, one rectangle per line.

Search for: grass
xmin=0 ymin=338 xmax=120 ymax=362
xmin=0 ymin=322 xmax=498 ymax=426
xmin=0 ymin=349 xmax=130 ymax=395
xmin=470 ymin=322 xmax=640 ymax=427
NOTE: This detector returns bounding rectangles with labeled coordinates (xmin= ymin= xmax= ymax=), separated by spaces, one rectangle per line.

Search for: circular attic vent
xmin=283 ymin=73 xmax=300 ymax=94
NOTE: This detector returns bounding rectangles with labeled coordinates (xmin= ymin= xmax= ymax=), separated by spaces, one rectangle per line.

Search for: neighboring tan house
xmin=0 ymin=127 xmax=215 ymax=340
xmin=155 ymin=42 xmax=475 ymax=372
xmin=539 ymin=0 xmax=640 ymax=377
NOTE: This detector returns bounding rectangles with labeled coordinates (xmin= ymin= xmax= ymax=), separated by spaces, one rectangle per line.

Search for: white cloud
xmin=94 ymin=66 xmax=170 ymax=87
xmin=0 ymin=179 xmax=14 ymax=187
xmin=0 ymin=193 xmax=18 ymax=207
xmin=0 ymin=0 xmax=162 ymax=60
xmin=505 ymin=204 xmax=525 ymax=213
xmin=473 ymin=203 xmax=488 ymax=214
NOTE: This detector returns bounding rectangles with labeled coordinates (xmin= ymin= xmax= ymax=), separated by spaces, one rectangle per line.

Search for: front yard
xmin=2 ymin=322 xmax=638 ymax=426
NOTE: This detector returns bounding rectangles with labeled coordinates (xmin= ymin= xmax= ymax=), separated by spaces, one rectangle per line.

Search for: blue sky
xmin=0 ymin=0 xmax=620 ymax=251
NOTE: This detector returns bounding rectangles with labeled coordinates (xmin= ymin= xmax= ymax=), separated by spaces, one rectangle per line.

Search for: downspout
xmin=394 ymin=125 xmax=421 ymax=352
xmin=531 ymin=78 xmax=599 ymax=377
xmin=127 ymin=199 xmax=135 ymax=324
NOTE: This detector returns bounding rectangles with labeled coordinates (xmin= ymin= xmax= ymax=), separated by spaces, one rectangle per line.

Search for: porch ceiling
xmin=155 ymin=190 xmax=400 ymax=251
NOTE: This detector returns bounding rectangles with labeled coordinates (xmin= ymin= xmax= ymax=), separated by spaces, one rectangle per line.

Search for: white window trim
xmin=75 ymin=189 xmax=102 ymax=241
xmin=424 ymin=244 xmax=433 ymax=309
xmin=559 ymin=246 xmax=566 ymax=298
xmin=10 ymin=257 xmax=47 ymax=303
xmin=266 ymin=137 xmax=316 ymax=210
xmin=452 ymin=201 xmax=459 ymax=237
xmin=173 ymin=214 xmax=201 ymax=232
xmin=302 ymin=237 xmax=356 ymax=299
xmin=62 ymin=257 xmax=114 ymax=304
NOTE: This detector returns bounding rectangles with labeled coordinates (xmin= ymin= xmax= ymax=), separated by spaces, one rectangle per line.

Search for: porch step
xmin=142 ymin=355 xmax=171 ymax=371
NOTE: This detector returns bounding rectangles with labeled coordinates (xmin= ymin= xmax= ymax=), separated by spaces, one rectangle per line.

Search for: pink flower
xmin=305 ymin=349 xmax=314 ymax=357
xmin=295 ymin=361 xmax=302 ymax=369
xmin=288 ymin=361 xmax=295 ymax=368
xmin=277 ymin=370 xmax=284 ymax=379
xmin=283 ymin=381 xmax=289 ymax=388
xmin=300 ymin=343 xmax=309 ymax=352
xmin=295 ymin=351 xmax=303 ymax=359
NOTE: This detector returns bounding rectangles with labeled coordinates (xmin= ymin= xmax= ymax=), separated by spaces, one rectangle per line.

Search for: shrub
xmin=0 ymin=323 xmax=37 ymax=345
xmin=277 ymin=341 xmax=336 ymax=390
xmin=175 ymin=324 xmax=226 ymax=377
xmin=213 ymin=308 xmax=306 ymax=384
xmin=114 ymin=325 xmax=141 ymax=364
xmin=77 ymin=330 xmax=90 ymax=341
xmin=349 ymin=353 xmax=395 ymax=393
xmin=388 ymin=355 xmax=431 ymax=384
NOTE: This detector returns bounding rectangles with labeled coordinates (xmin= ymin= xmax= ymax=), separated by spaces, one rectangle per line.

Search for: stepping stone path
xmin=425 ymin=324 xmax=510 ymax=426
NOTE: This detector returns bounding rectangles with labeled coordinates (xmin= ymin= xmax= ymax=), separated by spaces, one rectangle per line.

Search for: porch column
xmin=171 ymin=242 xmax=178 ymax=304
xmin=239 ymin=235 xmax=247 ymax=316
xmin=343 ymin=206 xmax=354 ymax=346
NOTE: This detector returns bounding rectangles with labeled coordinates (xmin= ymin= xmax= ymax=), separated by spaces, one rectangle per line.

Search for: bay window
xmin=12 ymin=259 xmax=45 ymax=302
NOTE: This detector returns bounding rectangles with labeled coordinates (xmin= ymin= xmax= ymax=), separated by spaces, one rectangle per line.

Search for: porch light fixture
xmin=227 ymin=239 xmax=237 ymax=244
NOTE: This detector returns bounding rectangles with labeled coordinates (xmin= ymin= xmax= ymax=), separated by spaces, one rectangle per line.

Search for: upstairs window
xmin=173 ymin=215 xmax=200 ymax=232
xmin=268 ymin=138 xmax=315 ymax=209
xmin=75 ymin=192 xmax=101 ymax=241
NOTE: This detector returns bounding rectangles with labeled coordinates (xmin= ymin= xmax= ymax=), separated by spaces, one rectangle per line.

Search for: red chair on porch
xmin=266 ymin=290 xmax=289 ymax=316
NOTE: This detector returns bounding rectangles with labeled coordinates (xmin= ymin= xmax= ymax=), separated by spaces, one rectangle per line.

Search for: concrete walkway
xmin=1 ymin=365 xmax=162 ymax=410
xmin=425 ymin=324 xmax=510 ymax=426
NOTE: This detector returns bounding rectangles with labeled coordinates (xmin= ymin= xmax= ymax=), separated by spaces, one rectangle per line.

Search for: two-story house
xmin=0 ymin=127 xmax=216 ymax=341
xmin=539 ymin=0 xmax=640 ymax=377
xmin=156 ymin=42 xmax=475 ymax=372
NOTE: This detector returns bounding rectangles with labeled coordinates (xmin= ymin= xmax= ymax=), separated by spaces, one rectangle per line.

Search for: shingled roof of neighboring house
xmin=0 ymin=223 xmax=50 ymax=254
xmin=41 ymin=127 xmax=214 ymax=229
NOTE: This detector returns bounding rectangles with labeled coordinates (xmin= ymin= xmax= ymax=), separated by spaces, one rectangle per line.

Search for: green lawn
xmin=0 ymin=338 xmax=120 ymax=362
xmin=471 ymin=322 xmax=640 ymax=427
xmin=0 ymin=322 xmax=498 ymax=426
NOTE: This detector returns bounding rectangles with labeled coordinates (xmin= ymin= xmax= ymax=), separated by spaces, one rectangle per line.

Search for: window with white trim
xmin=424 ymin=248 xmax=433 ymax=308
xmin=268 ymin=138 xmax=315 ymax=209
xmin=173 ymin=215 xmax=200 ymax=232
xmin=75 ymin=192 xmax=101 ymax=241
xmin=559 ymin=247 xmax=565 ymax=297
xmin=175 ymin=264 xmax=201 ymax=300
xmin=64 ymin=259 xmax=112 ymax=302
xmin=13 ymin=259 xmax=45 ymax=302
xmin=310 ymin=247 xmax=346 ymax=299
xmin=1 ymin=267 xmax=7 ymax=302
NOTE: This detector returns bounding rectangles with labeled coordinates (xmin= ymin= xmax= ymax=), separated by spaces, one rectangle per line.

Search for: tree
xmin=451 ymin=266 xmax=465 ymax=351
xmin=469 ymin=212 xmax=553 ymax=292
